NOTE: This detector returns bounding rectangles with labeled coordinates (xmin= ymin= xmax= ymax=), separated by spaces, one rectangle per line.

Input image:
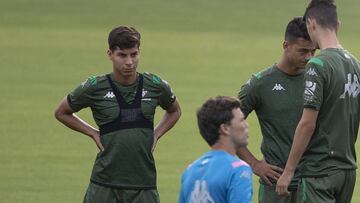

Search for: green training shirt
xmin=300 ymin=48 xmax=360 ymax=177
xmin=68 ymin=72 xmax=176 ymax=189
xmin=239 ymin=65 xmax=304 ymax=189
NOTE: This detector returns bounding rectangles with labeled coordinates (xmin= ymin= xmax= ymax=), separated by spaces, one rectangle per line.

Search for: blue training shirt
xmin=179 ymin=150 xmax=253 ymax=203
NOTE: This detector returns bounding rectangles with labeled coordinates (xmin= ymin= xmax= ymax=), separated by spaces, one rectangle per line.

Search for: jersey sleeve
xmin=238 ymin=76 xmax=259 ymax=118
xmin=67 ymin=76 xmax=95 ymax=112
xmin=157 ymin=76 xmax=177 ymax=110
xmin=303 ymin=58 xmax=327 ymax=110
xmin=228 ymin=166 xmax=253 ymax=203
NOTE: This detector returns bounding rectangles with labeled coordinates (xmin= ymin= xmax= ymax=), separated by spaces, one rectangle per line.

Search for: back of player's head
xmin=303 ymin=0 xmax=338 ymax=29
xmin=108 ymin=26 xmax=141 ymax=51
xmin=285 ymin=16 xmax=311 ymax=42
xmin=197 ymin=96 xmax=241 ymax=146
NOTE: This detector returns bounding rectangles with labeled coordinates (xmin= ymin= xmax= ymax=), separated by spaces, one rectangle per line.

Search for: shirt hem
xmin=90 ymin=179 xmax=157 ymax=190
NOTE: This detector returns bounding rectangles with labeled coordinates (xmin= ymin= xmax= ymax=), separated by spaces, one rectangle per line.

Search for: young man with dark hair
xmin=54 ymin=26 xmax=181 ymax=203
xmin=179 ymin=96 xmax=253 ymax=203
xmin=238 ymin=17 xmax=315 ymax=203
xmin=277 ymin=1 xmax=360 ymax=202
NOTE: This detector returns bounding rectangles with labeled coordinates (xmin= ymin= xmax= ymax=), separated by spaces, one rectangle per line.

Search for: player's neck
xmin=112 ymin=72 xmax=137 ymax=85
xmin=316 ymin=29 xmax=343 ymax=50
xmin=277 ymin=58 xmax=303 ymax=76
xmin=211 ymin=141 xmax=236 ymax=155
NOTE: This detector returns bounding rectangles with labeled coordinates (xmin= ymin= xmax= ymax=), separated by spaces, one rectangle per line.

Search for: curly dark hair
xmin=197 ymin=96 xmax=241 ymax=146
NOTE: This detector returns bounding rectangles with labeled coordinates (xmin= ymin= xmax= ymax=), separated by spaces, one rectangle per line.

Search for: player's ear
xmin=283 ymin=41 xmax=289 ymax=50
xmin=107 ymin=49 xmax=112 ymax=59
xmin=335 ymin=20 xmax=341 ymax=33
xmin=307 ymin=18 xmax=316 ymax=32
xmin=219 ymin=123 xmax=230 ymax=135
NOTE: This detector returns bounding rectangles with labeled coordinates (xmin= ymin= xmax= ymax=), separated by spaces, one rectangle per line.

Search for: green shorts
xmin=258 ymin=184 xmax=297 ymax=203
xmin=83 ymin=182 xmax=160 ymax=203
xmin=297 ymin=170 xmax=356 ymax=203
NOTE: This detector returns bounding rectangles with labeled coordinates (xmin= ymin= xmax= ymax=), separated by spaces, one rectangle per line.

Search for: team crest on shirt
xmin=141 ymin=89 xmax=152 ymax=101
xmin=142 ymin=89 xmax=148 ymax=97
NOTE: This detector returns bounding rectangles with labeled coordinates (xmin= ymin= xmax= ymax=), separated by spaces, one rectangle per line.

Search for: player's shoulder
xmin=79 ymin=74 xmax=108 ymax=90
xmin=307 ymin=49 xmax=345 ymax=70
xmin=230 ymin=158 xmax=252 ymax=179
xmin=225 ymin=154 xmax=250 ymax=169
xmin=246 ymin=65 xmax=276 ymax=87
xmin=143 ymin=72 xmax=171 ymax=89
xmin=307 ymin=56 xmax=326 ymax=69
xmin=216 ymin=151 xmax=251 ymax=170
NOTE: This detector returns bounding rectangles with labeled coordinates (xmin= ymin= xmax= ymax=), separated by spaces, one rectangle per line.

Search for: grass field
xmin=1 ymin=0 xmax=360 ymax=202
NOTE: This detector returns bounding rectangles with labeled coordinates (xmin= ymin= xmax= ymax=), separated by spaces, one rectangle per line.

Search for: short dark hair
xmin=108 ymin=26 xmax=141 ymax=51
xmin=303 ymin=0 xmax=338 ymax=29
xmin=196 ymin=96 xmax=241 ymax=146
xmin=285 ymin=16 xmax=311 ymax=42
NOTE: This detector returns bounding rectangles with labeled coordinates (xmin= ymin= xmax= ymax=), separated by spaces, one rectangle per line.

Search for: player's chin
xmin=123 ymin=70 xmax=137 ymax=76
xmin=237 ymin=138 xmax=249 ymax=148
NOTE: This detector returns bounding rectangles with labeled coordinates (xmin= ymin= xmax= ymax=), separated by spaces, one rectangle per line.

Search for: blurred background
xmin=1 ymin=0 xmax=359 ymax=202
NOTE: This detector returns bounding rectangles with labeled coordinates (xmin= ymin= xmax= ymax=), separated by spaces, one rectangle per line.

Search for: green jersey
xmin=239 ymin=65 xmax=304 ymax=189
xmin=300 ymin=48 xmax=360 ymax=177
xmin=68 ymin=72 xmax=176 ymax=189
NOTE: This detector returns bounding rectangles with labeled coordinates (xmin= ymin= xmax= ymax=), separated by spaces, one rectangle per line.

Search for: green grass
xmin=1 ymin=0 xmax=360 ymax=202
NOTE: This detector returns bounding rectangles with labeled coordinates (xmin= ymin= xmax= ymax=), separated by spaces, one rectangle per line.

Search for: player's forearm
xmin=284 ymin=120 xmax=315 ymax=173
xmin=55 ymin=97 xmax=99 ymax=138
xmin=236 ymin=147 xmax=259 ymax=167
xmin=55 ymin=112 xmax=98 ymax=138
xmin=154 ymin=101 xmax=181 ymax=139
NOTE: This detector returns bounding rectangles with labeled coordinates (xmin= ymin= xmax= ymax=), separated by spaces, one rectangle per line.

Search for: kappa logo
xmin=305 ymin=81 xmax=316 ymax=96
xmin=340 ymin=74 xmax=360 ymax=99
xmin=272 ymin=83 xmax=285 ymax=91
xmin=306 ymin=68 xmax=318 ymax=77
xmin=190 ymin=180 xmax=215 ymax=203
xmin=104 ymin=91 xmax=115 ymax=98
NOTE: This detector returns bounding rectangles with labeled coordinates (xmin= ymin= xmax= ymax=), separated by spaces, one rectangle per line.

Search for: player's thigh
xmin=258 ymin=184 xmax=297 ymax=203
xmin=83 ymin=182 xmax=117 ymax=203
xmin=335 ymin=170 xmax=356 ymax=203
xmin=114 ymin=189 xmax=160 ymax=203
xmin=297 ymin=177 xmax=335 ymax=203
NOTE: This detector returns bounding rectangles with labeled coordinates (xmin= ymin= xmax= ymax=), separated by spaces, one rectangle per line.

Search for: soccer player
xmin=54 ymin=26 xmax=181 ymax=203
xmin=179 ymin=96 xmax=253 ymax=203
xmin=237 ymin=17 xmax=315 ymax=203
xmin=276 ymin=1 xmax=360 ymax=202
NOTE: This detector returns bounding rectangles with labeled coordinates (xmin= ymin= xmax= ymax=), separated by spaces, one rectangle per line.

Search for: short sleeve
xmin=238 ymin=77 xmax=259 ymax=118
xmin=228 ymin=166 xmax=253 ymax=203
xmin=303 ymin=58 xmax=326 ymax=110
xmin=157 ymin=76 xmax=176 ymax=110
xmin=67 ymin=76 xmax=95 ymax=112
